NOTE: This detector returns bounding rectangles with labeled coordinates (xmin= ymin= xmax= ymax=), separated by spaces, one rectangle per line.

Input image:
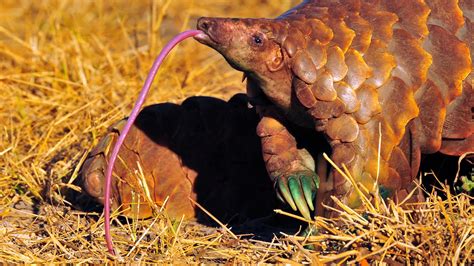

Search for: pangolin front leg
xmin=256 ymin=106 xmax=319 ymax=220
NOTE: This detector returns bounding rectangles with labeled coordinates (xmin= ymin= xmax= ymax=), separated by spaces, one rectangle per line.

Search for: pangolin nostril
xmin=197 ymin=18 xmax=213 ymax=31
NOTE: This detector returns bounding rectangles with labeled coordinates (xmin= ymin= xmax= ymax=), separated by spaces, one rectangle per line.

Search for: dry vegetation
xmin=0 ymin=0 xmax=472 ymax=264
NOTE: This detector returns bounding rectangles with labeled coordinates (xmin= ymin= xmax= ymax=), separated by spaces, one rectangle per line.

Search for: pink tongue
xmin=103 ymin=29 xmax=203 ymax=255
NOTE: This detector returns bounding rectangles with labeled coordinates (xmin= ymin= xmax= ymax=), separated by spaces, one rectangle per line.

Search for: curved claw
xmin=288 ymin=177 xmax=311 ymax=220
xmin=301 ymin=175 xmax=316 ymax=211
xmin=278 ymin=179 xmax=297 ymax=211
xmin=276 ymin=171 xmax=319 ymax=220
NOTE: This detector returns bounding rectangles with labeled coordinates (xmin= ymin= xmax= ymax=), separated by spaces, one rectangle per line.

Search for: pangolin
xmin=82 ymin=0 xmax=473 ymax=221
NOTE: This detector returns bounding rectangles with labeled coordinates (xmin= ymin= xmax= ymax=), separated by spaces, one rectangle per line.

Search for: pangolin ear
xmin=266 ymin=48 xmax=285 ymax=72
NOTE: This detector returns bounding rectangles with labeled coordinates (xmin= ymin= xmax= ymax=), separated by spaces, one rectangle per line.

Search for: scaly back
xmin=271 ymin=0 xmax=472 ymax=184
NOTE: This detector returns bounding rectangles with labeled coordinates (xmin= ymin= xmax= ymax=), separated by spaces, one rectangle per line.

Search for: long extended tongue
xmin=103 ymin=30 xmax=203 ymax=255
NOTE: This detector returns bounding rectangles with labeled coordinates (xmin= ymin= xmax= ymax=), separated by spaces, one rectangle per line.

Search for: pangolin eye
xmin=252 ymin=35 xmax=263 ymax=45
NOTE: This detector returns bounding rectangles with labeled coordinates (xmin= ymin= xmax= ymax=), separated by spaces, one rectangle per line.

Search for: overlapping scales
xmin=384 ymin=0 xmax=430 ymax=38
xmin=345 ymin=12 xmax=372 ymax=54
xmin=274 ymin=0 xmax=472 ymax=201
xmin=378 ymin=78 xmax=420 ymax=160
xmin=353 ymin=2 xmax=425 ymax=177
xmin=389 ymin=29 xmax=431 ymax=89
xmin=417 ymin=1 xmax=471 ymax=153
xmin=327 ymin=18 xmax=356 ymax=53
xmin=441 ymin=0 xmax=473 ymax=154
xmin=426 ymin=0 xmax=465 ymax=34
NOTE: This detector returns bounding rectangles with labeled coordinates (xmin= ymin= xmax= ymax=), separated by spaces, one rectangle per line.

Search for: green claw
xmin=378 ymin=185 xmax=391 ymax=200
xmin=278 ymin=179 xmax=297 ymax=211
xmin=301 ymin=176 xmax=315 ymax=211
xmin=313 ymin=173 xmax=320 ymax=189
xmin=288 ymin=177 xmax=311 ymax=220
xmin=301 ymin=225 xmax=319 ymax=250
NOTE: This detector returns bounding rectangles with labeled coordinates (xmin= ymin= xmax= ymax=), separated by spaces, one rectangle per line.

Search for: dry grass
xmin=0 ymin=0 xmax=472 ymax=263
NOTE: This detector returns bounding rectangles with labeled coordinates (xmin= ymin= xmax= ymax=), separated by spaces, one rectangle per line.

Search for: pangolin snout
xmin=195 ymin=17 xmax=221 ymax=46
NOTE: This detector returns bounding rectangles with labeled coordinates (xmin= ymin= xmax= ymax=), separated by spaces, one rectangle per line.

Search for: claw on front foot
xmin=276 ymin=170 xmax=319 ymax=220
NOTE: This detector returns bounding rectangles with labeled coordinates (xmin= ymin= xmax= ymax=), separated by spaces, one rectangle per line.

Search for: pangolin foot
xmin=458 ymin=175 xmax=474 ymax=193
xmin=276 ymin=169 xmax=319 ymax=220
xmin=82 ymin=153 xmax=107 ymax=202
xmin=81 ymin=120 xmax=125 ymax=207
xmin=301 ymin=224 xmax=319 ymax=250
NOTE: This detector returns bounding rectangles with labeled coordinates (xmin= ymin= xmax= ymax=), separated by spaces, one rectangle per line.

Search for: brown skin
xmin=194 ymin=0 xmax=473 ymax=219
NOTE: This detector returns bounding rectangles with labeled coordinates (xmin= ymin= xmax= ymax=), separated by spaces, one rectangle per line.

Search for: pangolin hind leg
xmin=81 ymin=112 xmax=197 ymax=219
xmin=80 ymin=95 xmax=278 ymax=223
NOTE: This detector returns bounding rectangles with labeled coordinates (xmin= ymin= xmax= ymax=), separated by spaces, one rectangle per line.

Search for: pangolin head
xmin=195 ymin=17 xmax=287 ymax=74
xmin=195 ymin=17 xmax=296 ymax=111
